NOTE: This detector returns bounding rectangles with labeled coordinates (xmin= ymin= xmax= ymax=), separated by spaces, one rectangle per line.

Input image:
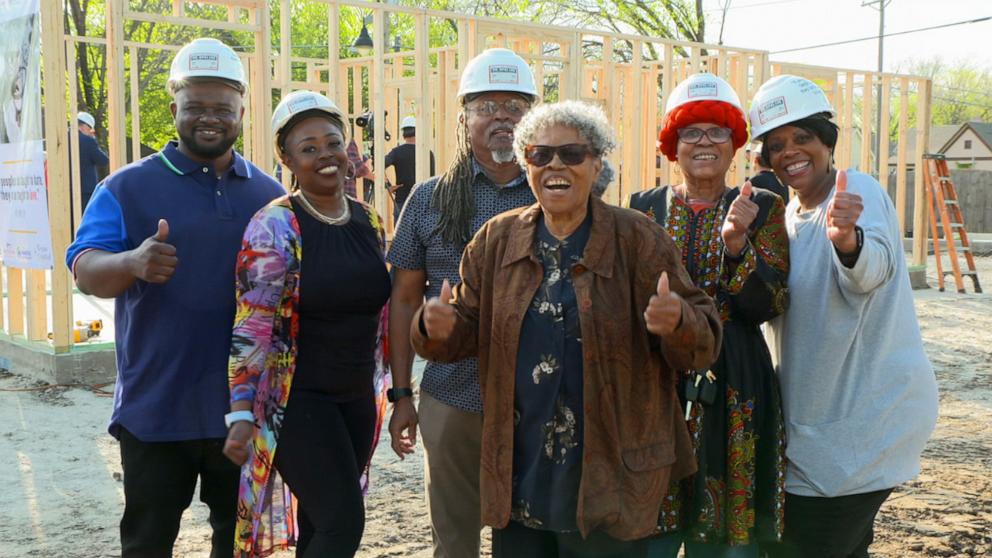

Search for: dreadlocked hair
xmin=431 ymin=109 xmax=477 ymax=245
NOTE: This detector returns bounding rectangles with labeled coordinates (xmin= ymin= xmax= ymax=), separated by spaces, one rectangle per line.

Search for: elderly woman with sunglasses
xmin=410 ymin=100 xmax=721 ymax=558
xmin=626 ymin=74 xmax=789 ymax=558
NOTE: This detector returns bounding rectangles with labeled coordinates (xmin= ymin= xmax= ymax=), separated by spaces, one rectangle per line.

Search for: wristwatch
xmin=387 ymin=387 xmax=414 ymax=403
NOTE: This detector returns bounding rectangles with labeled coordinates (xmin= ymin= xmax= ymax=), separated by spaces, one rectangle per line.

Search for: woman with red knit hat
xmin=628 ymin=73 xmax=790 ymax=558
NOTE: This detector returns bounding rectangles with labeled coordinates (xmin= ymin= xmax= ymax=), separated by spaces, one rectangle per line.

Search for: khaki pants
xmin=419 ymin=391 xmax=484 ymax=558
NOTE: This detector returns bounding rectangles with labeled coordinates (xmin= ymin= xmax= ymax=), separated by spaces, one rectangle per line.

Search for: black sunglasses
xmin=523 ymin=144 xmax=594 ymax=167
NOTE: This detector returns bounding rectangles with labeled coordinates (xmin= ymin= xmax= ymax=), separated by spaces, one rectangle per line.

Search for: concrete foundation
xmin=907 ymin=265 xmax=930 ymax=290
xmin=0 ymin=334 xmax=116 ymax=385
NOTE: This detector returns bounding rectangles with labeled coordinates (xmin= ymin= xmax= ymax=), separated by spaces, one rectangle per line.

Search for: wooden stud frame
xmin=5 ymin=0 xmax=931 ymax=353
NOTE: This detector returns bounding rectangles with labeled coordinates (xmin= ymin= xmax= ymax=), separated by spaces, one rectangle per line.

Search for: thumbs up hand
xmin=423 ymin=279 xmax=457 ymax=341
xmin=826 ymin=170 xmax=863 ymax=253
xmin=721 ymin=180 xmax=759 ymax=257
xmin=644 ymin=272 xmax=684 ymax=336
xmin=128 ymin=218 xmax=178 ymax=283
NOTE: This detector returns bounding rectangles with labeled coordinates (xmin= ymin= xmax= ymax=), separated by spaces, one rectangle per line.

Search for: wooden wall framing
xmin=2 ymin=0 xmax=931 ymax=355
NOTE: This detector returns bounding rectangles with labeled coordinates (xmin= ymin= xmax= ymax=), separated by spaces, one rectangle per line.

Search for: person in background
xmin=752 ymin=74 xmax=938 ymax=558
xmin=386 ymin=48 xmax=539 ymax=558
xmin=224 ymin=90 xmax=391 ymax=558
xmin=629 ymin=72 xmax=788 ymax=558
xmin=75 ymin=111 xmax=109 ymax=211
xmin=746 ymin=141 xmax=788 ymax=200
xmin=411 ymin=100 xmax=720 ymax=558
xmin=384 ymin=115 xmax=435 ymax=224
xmin=64 ymin=38 xmax=282 ymax=558
xmin=343 ymin=137 xmax=373 ymax=199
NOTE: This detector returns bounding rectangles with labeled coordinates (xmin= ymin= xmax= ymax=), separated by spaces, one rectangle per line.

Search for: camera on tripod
xmin=355 ymin=110 xmax=391 ymax=142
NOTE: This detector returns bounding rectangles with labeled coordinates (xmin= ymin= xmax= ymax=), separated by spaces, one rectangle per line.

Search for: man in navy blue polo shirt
xmin=65 ymin=38 xmax=282 ymax=558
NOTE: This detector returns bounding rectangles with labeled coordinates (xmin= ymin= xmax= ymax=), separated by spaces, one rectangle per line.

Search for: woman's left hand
xmin=645 ymin=272 xmax=684 ymax=336
xmin=721 ymin=180 xmax=758 ymax=257
xmin=826 ymin=170 xmax=863 ymax=253
xmin=223 ymin=421 xmax=254 ymax=466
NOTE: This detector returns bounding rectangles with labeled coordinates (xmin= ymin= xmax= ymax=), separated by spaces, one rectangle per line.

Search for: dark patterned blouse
xmin=509 ymin=213 xmax=592 ymax=533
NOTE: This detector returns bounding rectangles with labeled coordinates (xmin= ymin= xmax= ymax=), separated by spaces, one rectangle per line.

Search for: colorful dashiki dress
xmin=628 ymin=184 xmax=788 ymax=546
xmin=227 ymin=194 xmax=391 ymax=557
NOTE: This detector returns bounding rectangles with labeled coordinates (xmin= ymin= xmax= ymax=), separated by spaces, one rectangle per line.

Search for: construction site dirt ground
xmin=0 ymin=255 xmax=989 ymax=558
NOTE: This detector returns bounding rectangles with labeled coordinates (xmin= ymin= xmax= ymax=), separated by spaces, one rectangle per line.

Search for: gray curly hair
xmin=512 ymin=100 xmax=616 ymax=163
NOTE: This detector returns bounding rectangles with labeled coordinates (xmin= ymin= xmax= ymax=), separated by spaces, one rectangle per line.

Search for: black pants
xmin=274 ymin=391 xmax=376 ymax=558
xmin=492 ymin=520 xmax=650 ymax=558
xmin=118 ymin=427 xmax=239 ymax=558
xmin=762 ymin=488 xmax=894 ymax=558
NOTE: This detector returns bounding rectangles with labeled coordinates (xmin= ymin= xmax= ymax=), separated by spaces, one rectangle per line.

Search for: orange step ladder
xmin=923 ymin=154 xmax=982 ymax=293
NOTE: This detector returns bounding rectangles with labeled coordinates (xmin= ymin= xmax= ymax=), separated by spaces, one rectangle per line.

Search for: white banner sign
xmin=0 ymin=0 xmax=38 ymax=25
xmin=0 ymin=140 xmax=52 ymax=268
xmin=0 ymin=0 xmax=48 ymax=269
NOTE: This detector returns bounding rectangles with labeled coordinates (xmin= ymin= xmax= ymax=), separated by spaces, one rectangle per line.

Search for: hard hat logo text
xmin=688 ymin=82 xmax=718 ymax=98
xmin=488 ymin=65 xmax=519 ymax=85
xmin=758 ymin=97 xmax=788 ymax=124
xmin=189 ymin=53 xmax=220 ymax=71
xmin=288 ymin=97 xmax=319 ymax=114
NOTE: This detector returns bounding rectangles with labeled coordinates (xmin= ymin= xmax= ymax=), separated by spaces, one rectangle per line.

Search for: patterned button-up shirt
xmin=386 ymin=159 xmax=535 ymax=412
xmin=510 ymin=214 xmax=591 ymax=532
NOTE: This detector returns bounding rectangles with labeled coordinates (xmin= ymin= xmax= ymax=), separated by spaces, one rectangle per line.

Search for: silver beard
xmin=491 ymin=148 xmax=516 ymax=164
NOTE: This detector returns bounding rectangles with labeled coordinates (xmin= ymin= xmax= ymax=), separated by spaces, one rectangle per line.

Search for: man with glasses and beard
xmin=65 ymin=38 xmax=282 ymax=558
xmin=386 ymin=48 xmax=538 ymax=557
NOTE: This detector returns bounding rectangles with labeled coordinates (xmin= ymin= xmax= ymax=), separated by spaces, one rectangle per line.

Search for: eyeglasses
xmin=465 ymin=99 xmax=530 ymax=117
xmin=523 ymin=144 xmax=594 ymax=167
xmin=677 ymin=127 xmax=733 ymax=144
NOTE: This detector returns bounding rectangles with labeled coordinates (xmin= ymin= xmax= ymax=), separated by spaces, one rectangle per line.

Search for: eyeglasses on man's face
xmin=465 ymin=98 xmax=530 ymax=117
xmin=677 ymin=126 xmax=733 ymax=144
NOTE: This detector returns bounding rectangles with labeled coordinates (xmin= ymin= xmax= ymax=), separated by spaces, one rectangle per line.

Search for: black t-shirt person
xmin=384 ymin=143 xmax=435 ymax=216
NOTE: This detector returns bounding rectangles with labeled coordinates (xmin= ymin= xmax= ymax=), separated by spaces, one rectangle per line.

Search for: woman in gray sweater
xmin=749 ymin=75 xmax=939 ymax=558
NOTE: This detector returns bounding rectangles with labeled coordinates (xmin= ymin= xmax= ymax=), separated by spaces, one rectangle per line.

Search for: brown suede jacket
xmin=411 ymin=197 xmax=722 ymax=540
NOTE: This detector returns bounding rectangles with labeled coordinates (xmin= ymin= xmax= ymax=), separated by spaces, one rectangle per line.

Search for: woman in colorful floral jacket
xmin=222 ymin=91 xmax=391 ymax=558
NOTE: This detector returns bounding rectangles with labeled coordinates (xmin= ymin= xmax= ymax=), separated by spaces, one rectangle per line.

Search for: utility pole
xmin=718 ymin=1 xmax=733 ymax=45
xmin=863 ymin=0 xmax=891 ymax=177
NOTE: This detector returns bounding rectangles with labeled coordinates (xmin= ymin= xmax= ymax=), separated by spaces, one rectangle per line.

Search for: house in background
xmin=886 ymin=124 xmax=958 ymax=172
xmin=937 ymin=121 xmax=992 ymax=170
xmin=886 ymin=123 xmax=991 ymax=171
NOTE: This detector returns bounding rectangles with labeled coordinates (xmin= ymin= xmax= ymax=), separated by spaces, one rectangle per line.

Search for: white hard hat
xmin=457 ymin=48 xmax=538 ymax=101
xmin=749 ymin=74 xmax=835 ymax=139
xmin=401 ymin=116 xmax=416 ymax=129
xmin=665 ymin=73 xmax=743 ymax=116
xmin=167 ymin=38 xmax=246 ymax=95
xmin=77 ymin=111 xmax=96 ymax=128
xmin=271 ymin=90 xmax=346 ymax=155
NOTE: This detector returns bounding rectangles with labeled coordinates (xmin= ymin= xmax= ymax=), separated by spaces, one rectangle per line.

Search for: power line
xmin=769 ymin=16 xmax=992 ymax=54
xmin=704 ymin=0 xmax=806 ymax=14
xmin=933 ymin=96 xmax=992 ymax=110
xmin=936 ymin=84 xmax=992 ymax=98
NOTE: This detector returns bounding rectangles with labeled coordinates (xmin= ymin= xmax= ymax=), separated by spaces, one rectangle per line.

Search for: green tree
xmin=896 ymin=57 xmax=992 ymax=125
xmin=62 ymin=0 xmax=709 ymax=151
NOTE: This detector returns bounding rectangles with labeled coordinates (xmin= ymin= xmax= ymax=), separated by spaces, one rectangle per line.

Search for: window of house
xmin=964 ymin=139 xmax=972 ymax=150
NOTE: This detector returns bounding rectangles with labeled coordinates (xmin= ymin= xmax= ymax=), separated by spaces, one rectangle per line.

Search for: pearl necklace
xmin=295 ymin=190 xmax=350 ymax=225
